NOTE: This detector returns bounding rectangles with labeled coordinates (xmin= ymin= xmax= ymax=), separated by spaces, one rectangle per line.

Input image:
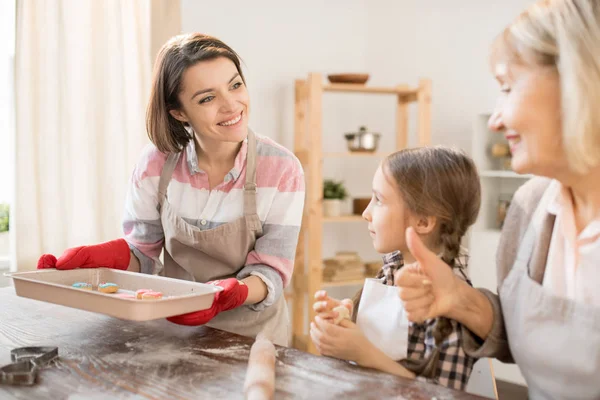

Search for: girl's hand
xmin=394 ymin=227 xmax=463 ymax=323
xmin=309 ymin=316 xmax=372 ymax=365
xmin=312 ymin=290 xmax=353 ymax=322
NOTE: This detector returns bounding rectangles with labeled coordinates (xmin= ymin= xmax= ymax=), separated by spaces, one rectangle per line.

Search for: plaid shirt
xmin=376 ymin=251 xmax=477 ymax=391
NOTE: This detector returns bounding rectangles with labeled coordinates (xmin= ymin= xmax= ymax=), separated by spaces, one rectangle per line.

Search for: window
xmin=0 ymin=0 xmax=16 ymax=269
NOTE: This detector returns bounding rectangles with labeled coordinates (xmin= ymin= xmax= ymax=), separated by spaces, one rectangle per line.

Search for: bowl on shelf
xmin=327 ymin=73 xmax=370 ymax=85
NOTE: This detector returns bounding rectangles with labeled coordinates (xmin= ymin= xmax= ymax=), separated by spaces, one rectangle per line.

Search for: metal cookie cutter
xmin=0 ymin=346 xmax=58 ymax=386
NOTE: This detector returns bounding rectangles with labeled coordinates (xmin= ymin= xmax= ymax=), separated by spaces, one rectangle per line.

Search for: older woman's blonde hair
xmin=492 ymin=0 xmax=600 ymax=173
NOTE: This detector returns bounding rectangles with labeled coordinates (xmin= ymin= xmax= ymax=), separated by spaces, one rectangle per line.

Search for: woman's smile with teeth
xmin=218 ymin=112 xmax=242 ymax=126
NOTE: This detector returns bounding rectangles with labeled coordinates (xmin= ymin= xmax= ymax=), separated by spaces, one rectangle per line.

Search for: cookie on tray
xmin=72 ymin=282 xmax=92 ymax=290
xmin=98 ymin=282 xmax=119 ymax=293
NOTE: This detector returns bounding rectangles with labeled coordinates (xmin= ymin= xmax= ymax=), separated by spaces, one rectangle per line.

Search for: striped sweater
xmin=122 ymin=132 xmax=305 ymax=310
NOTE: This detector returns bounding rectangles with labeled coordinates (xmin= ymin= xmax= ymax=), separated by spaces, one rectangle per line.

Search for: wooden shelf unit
xmin=323 ymin=215 xmax=365 ymax=223
xmin=290 ymin=73 xmax=432 ymax=354
xmin=323 ymin=84 xmax=418 ymax=97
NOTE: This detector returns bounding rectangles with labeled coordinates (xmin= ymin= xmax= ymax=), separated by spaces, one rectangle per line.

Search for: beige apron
xmin=499 ymin=186 xmax=600 ymax=399
xmin=157 ymin=129 xmax=289 ymax=346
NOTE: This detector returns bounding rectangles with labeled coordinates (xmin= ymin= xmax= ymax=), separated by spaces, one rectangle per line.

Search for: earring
xmin=183 ymin=124 xmax=194 ymax=136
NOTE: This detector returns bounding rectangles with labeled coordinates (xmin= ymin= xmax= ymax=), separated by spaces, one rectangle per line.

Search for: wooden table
xmin=0 ymin=287 xmax=486 ymax=399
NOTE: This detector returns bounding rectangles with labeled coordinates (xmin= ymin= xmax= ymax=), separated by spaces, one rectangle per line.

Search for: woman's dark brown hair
xmin=146 ymin=33 xmax=245 ymax=153
xmin=352 ymin=146 xmax=481 ymax=377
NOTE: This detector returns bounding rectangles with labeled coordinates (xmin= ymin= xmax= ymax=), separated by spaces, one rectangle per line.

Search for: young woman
xmin=38 ymin=33 xmax=305 ymax=347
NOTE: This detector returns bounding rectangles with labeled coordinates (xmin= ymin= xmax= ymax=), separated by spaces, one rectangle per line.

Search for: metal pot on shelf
xmin=344 ymin=126 xmax=381 ymax=152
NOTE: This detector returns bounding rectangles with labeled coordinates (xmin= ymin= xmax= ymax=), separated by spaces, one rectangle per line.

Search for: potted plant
xmin=323 ymin=179 xmax=348 ymax=217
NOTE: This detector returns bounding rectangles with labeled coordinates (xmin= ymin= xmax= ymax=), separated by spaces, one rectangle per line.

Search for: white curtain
xmin=14 ymin=0 xmax=180 ymax=271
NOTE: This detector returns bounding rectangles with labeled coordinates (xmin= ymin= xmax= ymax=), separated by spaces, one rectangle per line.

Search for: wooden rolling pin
xmin=244 ymin=338 xmax=276 ymax=400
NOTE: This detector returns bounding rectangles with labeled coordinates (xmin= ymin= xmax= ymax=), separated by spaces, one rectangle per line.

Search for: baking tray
xmin=4 ymin=268 xmax=222 ymax=321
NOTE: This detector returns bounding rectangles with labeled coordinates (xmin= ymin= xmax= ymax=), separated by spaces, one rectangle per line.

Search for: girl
xmin=310 ymin=146 xmax=481 ymax=391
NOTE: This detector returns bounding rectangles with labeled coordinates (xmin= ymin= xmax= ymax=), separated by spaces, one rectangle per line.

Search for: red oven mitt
xmin=167 ymin=278 xmax=249 ymax=326
xmin=37 ymin=238 xmax=131 ymax=270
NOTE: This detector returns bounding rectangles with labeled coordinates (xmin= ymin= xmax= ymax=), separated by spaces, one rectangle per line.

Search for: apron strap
xmin=514 ymin=181 xmax=557 ymax=270
xmin=243 ymin=129 xmax=258 ymax=217
xmin=157 ymin=131 xmax=257 ymax=214
xmin=157 ymin=151 xmax=181 ymax=209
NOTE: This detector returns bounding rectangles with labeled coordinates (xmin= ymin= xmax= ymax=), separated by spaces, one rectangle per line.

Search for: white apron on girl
xmin=356 ymin=278 xmax=410 ymax=360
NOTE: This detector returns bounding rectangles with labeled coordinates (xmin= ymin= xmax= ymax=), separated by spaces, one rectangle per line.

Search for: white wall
xmin=182 ymin=0 xmax=369 ymax=149
xmin=181 ymin=0 xmax=384 ymax=294
xmin=364 ymin=1 xmax=533 ymax=152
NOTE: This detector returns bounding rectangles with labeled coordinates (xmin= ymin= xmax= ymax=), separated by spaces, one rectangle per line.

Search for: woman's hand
xmin=394 ymin=227 xmax=463 ymax=323
xmin=396 ymin=227 xmax=495 ymax=341
xmin=312 ymin=290 xmax=353 ymax=322
xmin=167 ymin=278 xmax=248 ymax=326
xmin=37 ymin=238 xmax=131 ymax=270
xmin=310 ymin=316 xmax=372 ymax=365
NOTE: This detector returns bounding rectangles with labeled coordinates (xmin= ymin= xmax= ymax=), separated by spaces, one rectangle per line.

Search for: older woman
xmin=37 ymin=33 xmax=304 ymax=346
xmin=395 ymin=0 xmax=600 ymax=398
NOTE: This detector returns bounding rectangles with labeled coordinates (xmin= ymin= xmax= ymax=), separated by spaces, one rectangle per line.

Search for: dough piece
xmin=141 ymin=291 xmax=163 ymax=300
xmin=98 ymin=282 xmax=119 ymax=293
xmin=333 ymin=305 xmax=350 ymax=325
xmin=72 ymin=282 xmax=92 ymax=290
xmin=135 ymin=289 xmax=153 ymax=299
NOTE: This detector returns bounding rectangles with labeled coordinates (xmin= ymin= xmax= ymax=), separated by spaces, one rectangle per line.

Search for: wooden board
xmin=323 ymin=84 xmax=418 ymax=95
xmin=306 ymin=73 xmax=324 ymax=355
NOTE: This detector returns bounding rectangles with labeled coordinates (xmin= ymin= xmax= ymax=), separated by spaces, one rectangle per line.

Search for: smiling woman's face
xmin=487 ymin=62 xmax=567 ymax=177
xmin=170 ymin=56 xmax=249 ymax=143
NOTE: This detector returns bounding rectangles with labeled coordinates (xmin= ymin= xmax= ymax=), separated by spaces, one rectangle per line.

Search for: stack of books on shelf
xmin=364 ymin=260 xmax=383 ymax=277
xmin=323 ymin=252 xmax=366 ymax=283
